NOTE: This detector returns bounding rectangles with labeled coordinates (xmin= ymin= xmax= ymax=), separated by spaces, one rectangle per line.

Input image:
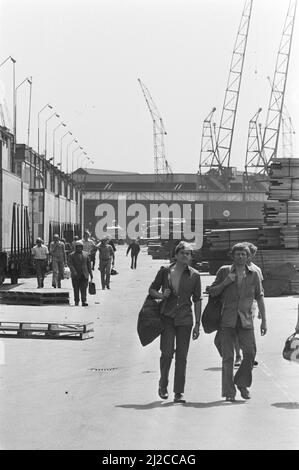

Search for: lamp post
xmin=60 ymin=131 xmax=72 ymax=170
xmin=15 ymin=76 xmax=32 ymax=145
xmin=72 ymin=145 xmax=83 ymax=174
xmin=0 ymin=56 xmax=16 ymax=154
xmin=44 ymin=112 xmax=59 ymax=159
xmin=37 ymin=103 xmax=52 ymax=156
xmin=66 ymin=138 xmax=78 ymax=174
xmin=77 ymin=151 xmax=87 ymax=170
xmin=52 ymin=122 xmax=66 ymax=165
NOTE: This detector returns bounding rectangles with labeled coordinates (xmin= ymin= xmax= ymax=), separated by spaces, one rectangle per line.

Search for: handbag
xmin=110 ymin=267 xmax=118 ymax=275
xmin=88 ymin=281 xmax=96 ymax=295
xmin=64 ymin=266 xmax=71 ymax=279
xmin=201 ymin=295 xmax=222 ymax=334
xmin=137 ymin=295 xmax=164 ymax=347
xmin=282 ymin=333 xmax=299 ymax=362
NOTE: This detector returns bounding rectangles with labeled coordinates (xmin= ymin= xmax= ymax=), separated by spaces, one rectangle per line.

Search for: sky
xmin=0 ymin=0 xmax=298 ymax=174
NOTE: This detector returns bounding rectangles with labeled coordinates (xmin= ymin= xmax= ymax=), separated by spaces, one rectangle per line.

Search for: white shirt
xmin=32 ymin=245 xmax=49 ymax=260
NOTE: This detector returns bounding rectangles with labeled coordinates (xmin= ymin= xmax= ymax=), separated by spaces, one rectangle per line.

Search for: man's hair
xmin=244 ymin=242 xmax=258 ymax=256
xmin=231 ymin=243 xmax=250 ymax=257
xmin=175 ymin=241 xmax=193 ymax=255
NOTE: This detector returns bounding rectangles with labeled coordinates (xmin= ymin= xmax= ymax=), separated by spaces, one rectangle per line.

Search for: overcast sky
xmin=0 ymin=0 xmax=298 ymax=174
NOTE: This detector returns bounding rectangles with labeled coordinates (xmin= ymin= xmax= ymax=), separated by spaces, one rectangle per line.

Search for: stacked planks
xmin=268 ymin=158 xmax=299 ymax=200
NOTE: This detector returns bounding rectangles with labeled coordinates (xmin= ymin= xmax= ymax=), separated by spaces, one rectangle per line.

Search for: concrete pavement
xmin=0 ymin=245 xmax=299 ymax=450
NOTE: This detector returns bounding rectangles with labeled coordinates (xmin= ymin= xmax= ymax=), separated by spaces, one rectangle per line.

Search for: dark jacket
xmin=149 ymin=264 xmax=202 ymax=326
xmin=127 ymin=242 xmax=140 ymax=256
xmin=68 ymin=250 xmax=92 ymax=280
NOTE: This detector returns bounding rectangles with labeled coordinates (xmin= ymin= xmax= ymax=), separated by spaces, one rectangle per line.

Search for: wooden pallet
xmin=0 ymin=321 xmax=93 ymax=340
xmin=0 ymin=290 xmax=69 ymax=306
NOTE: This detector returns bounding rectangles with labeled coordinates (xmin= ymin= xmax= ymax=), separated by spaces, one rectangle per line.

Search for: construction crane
xmin=260 ymin=0 xmax=297 ymax=171
xmin=268 ymin=77 xmax=296 ymax=160
xmin=138 ymin=78 xmax=172 ymax=182
xmin=214 ymin=0 xmax=253 ymax=177
xmin=245 ymin=108 xmax=265 ymax=174
xmin=198 ymin=0 xmax=253 ymax=178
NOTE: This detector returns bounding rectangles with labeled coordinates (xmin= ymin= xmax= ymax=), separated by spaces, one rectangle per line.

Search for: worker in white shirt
xmin=32 ymin=238 xmax=49 ymax=288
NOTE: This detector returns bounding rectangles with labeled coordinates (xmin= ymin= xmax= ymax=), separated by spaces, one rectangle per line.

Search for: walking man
xmin=149 ymin=241 xmax=202 ymax=403
xmin=49 ymin=234 xmax=67 ymax=288
xmin=97 ymin=237 xmax=115 ymax=289
xmin=68 ymin=241 xmax=93 ymax=306
xmin=81 ymin=230 xmax=96 ymax=265
xmin=208 ymin=243 xmax=267 ymax=402
xmin=126 ymin=239 xmax=140 ymax=269
xmin=32 ymin=238 xmax=49 ymax=288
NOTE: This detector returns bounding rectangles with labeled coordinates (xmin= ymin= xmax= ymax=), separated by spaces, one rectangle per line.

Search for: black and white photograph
xmin=0 ymin=0 xmax=299 ymax=453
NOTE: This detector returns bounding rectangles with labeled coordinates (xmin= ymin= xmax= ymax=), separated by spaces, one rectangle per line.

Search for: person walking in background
xmin=149 ymin=241 xmax=202 ymax=404
xmin=71 ymin=235 xmax=80 ymax=251
xmin=97 ymin=237 xmax=115 ymax=290
xmin=81 ymin=230 xmax=96 ymax=262
xmin=68 ymin=240 xmax=93 ymax=306
xmin=32 ymin=238 xmax=49 ymax=288
xmin=234 ymin=242 xmax=263 ymax=367
xmin=208 ymin=243 xmax=267 ymax=402
xmin=126 ymin=238 xmax=140 ymax=269
xmin=49 ymin=234 xmax=67 ymax=288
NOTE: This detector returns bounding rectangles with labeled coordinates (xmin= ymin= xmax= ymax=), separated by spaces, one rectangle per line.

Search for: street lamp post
xmin=60 ymin=131 xmax=72 ymax=170
xmin=66 ymin=138 xmax=78 ymax=174
xmin=0 ymin=56 xmax=16 ymax=156
xmin=45 ymin=112 xmax=59 ymax=159
xmin=37 ymin=104 xmax=52 ymax=156
xmin=52 ymin=122 xmax=66 ymax=166
xmin=77 ymin=151 xmax=87 ymax=170
xmin=72 ymin=145 xmax=83 ymax=174
xmin=15 ymin=76 xmax=32 ymax=145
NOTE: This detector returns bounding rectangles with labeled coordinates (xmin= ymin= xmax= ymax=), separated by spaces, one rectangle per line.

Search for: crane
xmin=245 ymin=108 xmax=265 ymax=175
xmin=138 ymin=78 xmax=172 ymax=182
xmin=198 ymin=0 xmax=253 ymax=178
xmin=260 ymin=0 xmax=297 ymax=171
xmin=214 ymin=0 xmax=253 ymax=175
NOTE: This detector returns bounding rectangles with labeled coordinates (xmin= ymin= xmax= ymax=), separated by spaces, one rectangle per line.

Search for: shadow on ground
xmin=204 ymin=367 xmax=222 ymax=372
xmin=272 ymin=402 xmax=299 ymax=410
xmin=115 ymin=400 xmax=246 ymax=410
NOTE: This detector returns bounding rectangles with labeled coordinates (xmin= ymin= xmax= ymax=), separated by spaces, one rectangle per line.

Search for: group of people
xmin=31 ymin=231 xmax=141 ymax=306
xmin=149 ymin=240 xmax=267 ymax=403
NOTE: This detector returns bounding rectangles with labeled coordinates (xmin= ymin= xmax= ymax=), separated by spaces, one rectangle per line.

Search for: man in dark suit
xmin=68 ymin=241 xmax=93 ymax=306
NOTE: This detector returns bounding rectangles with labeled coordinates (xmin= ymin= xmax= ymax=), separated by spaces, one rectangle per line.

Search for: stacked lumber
xmin=263 ymin=201 xmax=299 ymax=225
xmin=268 ymin=158 xmax=299 ymax=200
xmin=280 ymin=225 xmax=299 ymax=249
xmin=205 ymin=228 xmax=259 ymax=251
xmin=205 ymin=227 xmax=281 ymax=251
xmin=0 ymin=321 xmax=93 ymax=340
xmin=254 ymin=250 xmax=299 ymax=272
xmin=0 ymin=289 xmax=69 ymax=306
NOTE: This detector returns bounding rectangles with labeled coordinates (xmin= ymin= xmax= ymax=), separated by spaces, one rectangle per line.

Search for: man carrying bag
xmin=147 ymin=241 xmax=202 ymax=404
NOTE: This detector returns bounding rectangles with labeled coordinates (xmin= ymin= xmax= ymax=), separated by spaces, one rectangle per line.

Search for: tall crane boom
xmin=138 ymin=78 xmax=171 ymax=181
xmin=215 ymin=0 xmax=253 ymax=172
xmin=261 ymin=0 xmax=297 ymax=169
xmin=199 ymin=107 xmax=217 ymax=171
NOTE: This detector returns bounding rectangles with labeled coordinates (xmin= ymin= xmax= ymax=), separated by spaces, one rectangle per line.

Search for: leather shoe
xmin=158 ymin=387 xmax=168 ymax=400
xmin=238 ymin=387 xmax=251 ymax=399
xmin=225 ymin=396 xmax=236 ymax=402
xmin=174 ymin=393 xmax=186 ymax=403
xmin=82 ymin=302 xmax=88 ymax=307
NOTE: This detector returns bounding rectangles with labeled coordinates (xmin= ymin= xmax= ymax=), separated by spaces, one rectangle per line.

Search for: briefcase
xmin=201 ymin=295 xmax=222 ymax=334
xmin=282 ymin=333 xmax=299 ymax=362
xmin=88 ymin=281 xmax=96 ymax=295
